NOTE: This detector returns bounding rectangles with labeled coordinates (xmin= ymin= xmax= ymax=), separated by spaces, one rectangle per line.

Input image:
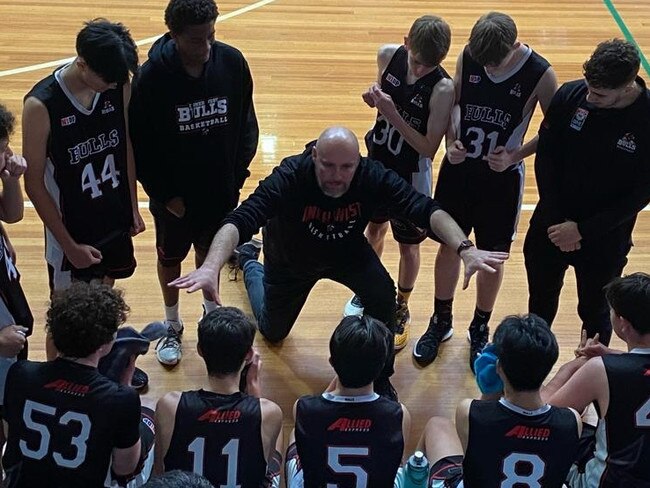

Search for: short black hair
xmin=47 ymin=283 xmax=129 ymax=358
xmin=492 ymin=314 xmax=558 ymax=391
xmin=164 ymin=0 xmax=219 ymax=34
xmin=197 ymin=307 xmax=255 ymax=376
xmin=0 ymin=104 xmax=15 ymax=141
xmin=468 ymin=12 xmax=518 ymax=67
xmin=583 ymin=39 xmax=640 ymax=89
xmin=605 ymin=272 xmax=650 ymax=335
xmin=76 ymin=19 xmax=138 ymax=84
xmin=143 ymin=470 xmax=214 ymax=488
xmin=329 ymin=315 xmax=390 ymax=388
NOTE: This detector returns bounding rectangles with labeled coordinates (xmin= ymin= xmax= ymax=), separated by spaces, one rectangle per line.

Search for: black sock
xmin=471 ymin=307 xmax=492 ymax=327
xmin=434 ymin=297 xmax=453 ymax=318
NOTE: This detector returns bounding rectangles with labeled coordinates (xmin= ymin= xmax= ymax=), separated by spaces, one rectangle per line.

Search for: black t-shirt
xmin=3 ymin=358 xmax=141 ymax=488
xmin=25 ymin=67 xmax=133 ymax=248
xmin=463 ymin=398 xmax=579 ymax=488
xmin=368 ymin=46 xmax=449 ymax=178
xmin=295 ymin=392 xmax=404 ymax=488
xmin=457 ymin=45 xmax=550 ymax=168
xmin=163 ymin=390 xmax=268 ymax=488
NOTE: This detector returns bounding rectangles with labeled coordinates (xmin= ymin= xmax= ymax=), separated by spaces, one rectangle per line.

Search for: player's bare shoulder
xmin=377 ymin=44 xmax=401 ymax=72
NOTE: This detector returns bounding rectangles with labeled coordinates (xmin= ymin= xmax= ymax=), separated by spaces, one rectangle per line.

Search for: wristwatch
xmin=456 ymin=239 xmax=475 ymax=256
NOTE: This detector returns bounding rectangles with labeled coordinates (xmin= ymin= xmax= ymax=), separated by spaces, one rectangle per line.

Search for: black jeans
xmin=524 ymin=225 xmax=630 ymax=345
xmin=243 ymin=242 xmax=397 ymax=379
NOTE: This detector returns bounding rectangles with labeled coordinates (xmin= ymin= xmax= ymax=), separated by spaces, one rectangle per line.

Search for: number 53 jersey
xmin=26 ymin=66 xmax=133 ymax=249
xmin=2 ymin=358 xmax=142 ymax=488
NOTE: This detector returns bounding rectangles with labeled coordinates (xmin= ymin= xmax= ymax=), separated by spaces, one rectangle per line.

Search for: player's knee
xmin=398 ymin=243 xmax=420 ymax=261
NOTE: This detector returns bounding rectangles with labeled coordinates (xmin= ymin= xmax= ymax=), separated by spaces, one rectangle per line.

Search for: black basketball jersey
xmin=595 ymin=351 xmax=650 ymax=486
xmin=463 ymin=398 xmax=579 ymax=488
xmin=164 ymin=390 xmax=268 ymax=488
xmin=2 ymin=358 xmax=141 ymax=488
xmin=369 ymin=46 xmax=449 ymax=179
xmin=25 ymin=66 xmax=133 ymax=248
xmin=295 ymin=392 xmax=404 ymax=488
xmin=0 ymin=235 xmax=33 ymax=335
xmin=457 ymin=45 xmax=550 ymax=167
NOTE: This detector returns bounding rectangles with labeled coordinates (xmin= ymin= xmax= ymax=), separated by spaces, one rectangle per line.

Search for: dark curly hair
xmin=165 ymin=0 xmax=218 ymax=34
xmin=583 ymin=39 xmax=640 ymax=89
xmin=0 ymin=104 xmax=16 ymax=141
xmin=47 ymin=282 xmax=129 ymax=358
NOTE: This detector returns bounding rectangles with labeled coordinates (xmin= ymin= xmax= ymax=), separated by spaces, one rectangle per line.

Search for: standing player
xmin=0 ymin=103 xmax=33 ymax=372
xmin=154 ymin=307 xmax=282 ymax=487
xmin=544 ymin=272 xmax=650 ymax=486
xmin=286 ymin=315 xmax=410 ymax=487
xmin=413 ymin=12 xmax=557 ymax=369
xmin=344 ymin=15 xmax=454 ymax=351
xmin=2 ymin=283 xmax=154 ymax=488
xmin=525 ymin=39 xmax=650 ymax=346
xmin=23 ymin=19 xmax=145 ymax=294
xmin=130 ymin=0 xmax=258 ymax=367
xmin=416 ymin=315 xmax=580 ymax=488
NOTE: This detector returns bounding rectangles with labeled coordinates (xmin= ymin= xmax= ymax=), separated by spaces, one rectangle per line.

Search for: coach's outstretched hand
xmin=460 ymin=248 xmax=509 ymax=290
xmin=169 ymin=266 xmax=222 ymax=304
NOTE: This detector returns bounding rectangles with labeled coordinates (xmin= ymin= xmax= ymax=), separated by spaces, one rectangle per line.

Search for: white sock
xmin=203 ymin=299 xmax=219 ymax=314
xmin=164 ymin=303 xmax=180 ymax=323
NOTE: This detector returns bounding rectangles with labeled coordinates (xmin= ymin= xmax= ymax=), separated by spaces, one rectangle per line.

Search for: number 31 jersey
xmin=457 ymin=45 xmax=550 ymax=166
xmin=25 ymin=66 xmax=133 ymax=248
xmin=368 ymin=46 xmax=449 ymax=180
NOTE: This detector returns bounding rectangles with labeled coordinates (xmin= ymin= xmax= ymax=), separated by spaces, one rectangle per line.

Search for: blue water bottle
xmin=403 ymin=450 xmax=429 ymax=488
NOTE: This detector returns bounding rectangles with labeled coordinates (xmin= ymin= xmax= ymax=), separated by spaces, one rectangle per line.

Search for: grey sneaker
xmin=343 ymin=295 xmax=364 ymax=317
xmin=155 ymin=321 xmax=184 ymax=366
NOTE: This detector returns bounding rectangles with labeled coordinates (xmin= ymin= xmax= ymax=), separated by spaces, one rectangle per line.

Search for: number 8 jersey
xmin=25 ymin=66 xmax=133 ymax=248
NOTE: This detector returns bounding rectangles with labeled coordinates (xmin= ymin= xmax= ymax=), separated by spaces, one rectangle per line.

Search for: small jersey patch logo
xmin=469 ymin=75 xmax=481 ymax=83
xmin=60 ymin=115 xmax=76 ymax=127
xmin=385 ymin=73 xmax=400 ymax=87
xmin=505 ymin=425 xmax=551 ymax=441
xmin=509 ymin=83 xmax=522 ymax=98
xmin=327 ymin=417 xmax=372 ymax=432
xmin=569 ymin=107 xmax=589 ymax=131
xmin=410 ymin=93 xmax=424 ymax=108
xmin=616 ymin=132 xmax=637 ymax=153
xmin=101 ymin=100 xmax=115 ymax=115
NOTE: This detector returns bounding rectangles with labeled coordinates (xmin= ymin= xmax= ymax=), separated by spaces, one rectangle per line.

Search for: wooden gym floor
xmin=1 ymin=0 xmax=649 ymax=456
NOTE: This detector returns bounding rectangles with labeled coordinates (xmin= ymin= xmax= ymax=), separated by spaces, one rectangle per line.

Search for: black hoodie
xmin=130 ymin=33 xmax=259 ymax=224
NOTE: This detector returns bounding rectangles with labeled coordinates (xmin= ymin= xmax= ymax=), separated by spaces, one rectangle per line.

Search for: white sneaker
xmin=155 ymin=320 xmax=184 ymax=366
xmin=343 ymin=295 xmax=364 ymax=317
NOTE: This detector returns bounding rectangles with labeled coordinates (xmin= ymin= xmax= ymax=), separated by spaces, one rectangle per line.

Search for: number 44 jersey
xmin=25 ymin=66 xmax=133 ymax=249
xmin=2 ymin=358 xmax=142 ymax=488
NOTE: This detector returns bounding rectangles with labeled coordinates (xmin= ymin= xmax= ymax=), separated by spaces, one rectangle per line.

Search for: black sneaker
xmin=374 ymin=377 xmax=398 ymax=402
xmin=235 ymin=238 xmax=263 ymax=269
xmin=412 ymin=314 xmax=454 ymax=366
xmin=132 ymin=367 xmax=149 ymax=391
xmin=468 ymin=322 xmax=490 ymax=374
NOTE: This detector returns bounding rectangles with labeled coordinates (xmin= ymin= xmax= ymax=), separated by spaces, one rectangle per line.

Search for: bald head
xmin=312 ymin=127 xmax=360 ymax=198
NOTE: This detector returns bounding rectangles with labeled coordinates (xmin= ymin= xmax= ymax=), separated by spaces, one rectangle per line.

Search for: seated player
xmin=143 ymin=470 xmax=214 ymax=488
xmin=2 ymin=283 xmax=154 ymax=487
xmin=416 ymin=315 xmax=580 ymax=488
xmin=154 ymin=307 xmax=283 ymax=487
xmin=544 ymin=272 xmax=650 ymax=486
xmin=286 ymin=315 xmax=410 ymax=487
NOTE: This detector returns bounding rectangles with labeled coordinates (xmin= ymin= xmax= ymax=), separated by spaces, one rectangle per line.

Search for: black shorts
xmin=371 ymin=208 xmax=428 ymax=245
xmin=47 ymin=231 xmax=135 ymax=291
xmin=150 ymin=200 xmax=223 ymax=267
xmin=432 ymin=158 xmax=523 ymax=252
xmin=429 ymin=455 xmax=464 ymax=488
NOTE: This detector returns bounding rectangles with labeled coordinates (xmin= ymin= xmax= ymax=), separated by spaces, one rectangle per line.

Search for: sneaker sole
xmin=412 ymin=328 xmax=454 ymax=363
xmin=394 ymin=334 xmax=409 ymax=351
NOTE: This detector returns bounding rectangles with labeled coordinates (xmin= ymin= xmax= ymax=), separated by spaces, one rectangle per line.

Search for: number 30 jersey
xmin=368 ymin=46 xmax=449 ymax=180
xmin=25 ymin=66 xmax=133 ymax=248
xmin=2 ymin=358 xmax=142 ymax=488
xmin=457 ymin=45 xmax=550 ymax=167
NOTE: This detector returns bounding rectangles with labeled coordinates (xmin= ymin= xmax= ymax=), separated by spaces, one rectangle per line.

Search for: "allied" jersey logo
xmin=505 ymin=425 xmax=551 ymax=441
xmin=327 ymin=418 xmax=372 ymax=432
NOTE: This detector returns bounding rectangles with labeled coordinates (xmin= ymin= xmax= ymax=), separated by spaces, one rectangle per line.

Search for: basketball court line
xmin=604 ymin=0 xmax=650 ymax=76
xmin=0 ymin=0 xmax=277 ymax=79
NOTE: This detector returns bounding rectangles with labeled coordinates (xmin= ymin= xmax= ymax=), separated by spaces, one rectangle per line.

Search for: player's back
xmin=597 ymin=352 xmax=650 ymax=486
xmin=295 ymin=392 xmax=404 ymax=488
xmin=163 ymin=390 xmax=268 ymax=488
xmin=463 ymin=398 xmax=579 ymax=488
xmin=2 ymin=358 xmax=141 ymax=488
